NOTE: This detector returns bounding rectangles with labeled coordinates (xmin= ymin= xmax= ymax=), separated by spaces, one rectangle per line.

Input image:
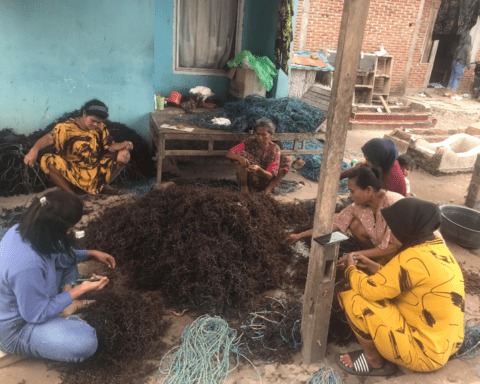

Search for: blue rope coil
xmin=158 ymin=315 xmax=259 ymax=383
xmin=307 ymin=363 xmax=343 ymax=384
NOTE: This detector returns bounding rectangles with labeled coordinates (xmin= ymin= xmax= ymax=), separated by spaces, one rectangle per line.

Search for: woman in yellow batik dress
xmin=24 ymin=99 xmax=133 ymax=195
xmin=336 ymin=198 xmax=464 ymax=376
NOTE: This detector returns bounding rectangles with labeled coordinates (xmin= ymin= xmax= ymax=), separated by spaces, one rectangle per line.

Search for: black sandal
xmin=335 ymin=349 xmax=396 ymax=376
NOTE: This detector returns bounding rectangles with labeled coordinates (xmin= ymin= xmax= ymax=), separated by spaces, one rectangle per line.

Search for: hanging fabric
xmin=178 ymin=0 xmax=238 ymax=69
xmin=275 ymin=0 xmax=294 ymax=74
xmin=434 ymin=0 xmax=480 ymax=36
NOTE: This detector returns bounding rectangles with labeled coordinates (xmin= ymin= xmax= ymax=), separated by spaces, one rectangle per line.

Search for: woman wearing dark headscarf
xmin=341 ymin=138 xmax=406 ymax=197
xmin=445 ymin=34 xmax=472 ymax=98
xmin=335 ymin=199 xmax=464 ymax=376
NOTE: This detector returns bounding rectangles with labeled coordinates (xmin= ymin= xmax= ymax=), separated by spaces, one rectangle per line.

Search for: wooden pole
xmin=465 ymin=154 xmax=480 ymax=208
xmin=301 ymin=0 xmax=371 ymax=363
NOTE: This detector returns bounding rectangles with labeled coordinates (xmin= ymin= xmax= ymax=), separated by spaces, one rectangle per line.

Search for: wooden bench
xmin=148 ymin=109 xmax=326 ymax=183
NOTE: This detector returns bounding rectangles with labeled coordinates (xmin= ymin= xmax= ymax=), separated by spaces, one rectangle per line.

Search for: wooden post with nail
xmin=301 ymin=0 xmax=371 ymax=363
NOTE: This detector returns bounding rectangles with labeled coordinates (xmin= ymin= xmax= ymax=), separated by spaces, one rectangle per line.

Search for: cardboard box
xmin=228 ymin=68 xmax=266 ymax=98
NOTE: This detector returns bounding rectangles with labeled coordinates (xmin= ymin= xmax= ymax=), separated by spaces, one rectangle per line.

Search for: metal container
xmin=440 ymin=205 xmax=480 ymax=249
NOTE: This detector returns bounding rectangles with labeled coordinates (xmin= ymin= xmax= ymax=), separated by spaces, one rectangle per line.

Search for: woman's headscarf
xmin=361 ymin=138 xmax=398 ymax=173
xmin=381 ymin=198 xmax=441 ymax=252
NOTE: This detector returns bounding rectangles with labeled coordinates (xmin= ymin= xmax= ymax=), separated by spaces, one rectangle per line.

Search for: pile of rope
xmin=238 ymin=297 xmax=302 ymax=364
xmin=0 ymin=128 xmax=52 ymax=196
xmin=83 ymin=185 xmax=315 ymax=315
xmin=455 ymin=322 xmax=480 ymax=359
xmin=306 ymin=364 xmax=343 ymax=384
xmin=57 ymin=291 xmax=171 ymax=384
xmin=158 ymin=315 xmax=250 ymax=383
xmin=176 ymin=95 xmax=326 ymax=133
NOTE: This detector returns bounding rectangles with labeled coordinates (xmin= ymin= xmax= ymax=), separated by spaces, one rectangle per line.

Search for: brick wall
xmin=293 ymin=0 xmax=478 ymax=94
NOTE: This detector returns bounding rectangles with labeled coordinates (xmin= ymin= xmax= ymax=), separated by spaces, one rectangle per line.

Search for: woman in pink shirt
xmin=286 ymin=167 xmax=404 ymax=263
xmin=341 ymin=138 xmax=406 ymax=197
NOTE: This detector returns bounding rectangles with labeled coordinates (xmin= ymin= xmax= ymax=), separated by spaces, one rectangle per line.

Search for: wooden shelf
xmin=355 ymin=84 xmax=373 ymax=88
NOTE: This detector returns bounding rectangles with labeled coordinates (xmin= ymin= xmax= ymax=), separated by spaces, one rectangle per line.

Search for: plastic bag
xmin=228 ymin=50 xmax=278 ymax=92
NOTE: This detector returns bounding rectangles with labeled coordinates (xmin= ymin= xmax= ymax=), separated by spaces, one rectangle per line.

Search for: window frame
xmin=172 ymin=0 xmax=245 ymax=76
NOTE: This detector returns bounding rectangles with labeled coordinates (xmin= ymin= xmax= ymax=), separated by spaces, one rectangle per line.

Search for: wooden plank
xmin=309 ymin=86 xmax=332 ymax=97
xmin=163 ymin=148 xmax=324 ymax=157
xmin=301 ymin=0 xmax=371 ymax=364
xmin=304 ymin=89 xmax=331 ymax=100
xmin=156 ymin=131 xmax=165 ymax=183
xmin=378 ymin=95 xmax=391 ymax=113
xmin=301 ymin=95 xmax=330 ymax=107
xmin=466 ymin=154 xmax=480 ymax=208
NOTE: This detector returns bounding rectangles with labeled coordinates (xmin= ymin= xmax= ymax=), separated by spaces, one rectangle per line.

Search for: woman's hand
xmin=284 ymin=233 xmax=301 ymax=246
xmin=353 ymin=253 xmax=380 ymax=274
xmin=79 ymin=275 xmax=110 ymax=291
xmin=247 ymin=165 xmax=261 ymax=173
xmin=88 ymin=250 xmax=116 ymax=269
xmin=237 ymin=156 xmax=250 ymax=167
xmin=24 ymin=149 xmax=38 ymax=167
xmin=123 ymin=141 xmax=134 ymax=151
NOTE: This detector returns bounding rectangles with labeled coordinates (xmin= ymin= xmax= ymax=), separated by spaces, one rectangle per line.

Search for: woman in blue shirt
xmin=0 ymin=190 xmax=115 ymax=362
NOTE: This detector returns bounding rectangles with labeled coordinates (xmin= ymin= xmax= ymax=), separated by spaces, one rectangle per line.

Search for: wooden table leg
xmin=157 ymin=133 xmax=165 ymax=183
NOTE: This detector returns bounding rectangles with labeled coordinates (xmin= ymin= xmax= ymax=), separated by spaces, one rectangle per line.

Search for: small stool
xmin=0 ymin=350 xmax=27 ymax=369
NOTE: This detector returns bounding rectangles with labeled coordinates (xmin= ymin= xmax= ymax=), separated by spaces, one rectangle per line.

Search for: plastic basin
xmin=440 ymin=205 xmax=480 ymax=249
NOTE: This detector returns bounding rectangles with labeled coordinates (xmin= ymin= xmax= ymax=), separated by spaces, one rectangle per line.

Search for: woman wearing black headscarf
xmin=341 ymin=138 xmax=406 ymax=197
xmin=335 ymin=199 xmax=464 ymax=376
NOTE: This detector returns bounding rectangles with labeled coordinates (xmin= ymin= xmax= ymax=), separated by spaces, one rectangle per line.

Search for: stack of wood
xmin=300 ymin=84 xmax=331 ymax=113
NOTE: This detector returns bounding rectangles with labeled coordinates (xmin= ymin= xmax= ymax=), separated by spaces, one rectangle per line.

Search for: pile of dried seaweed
xmin=83 ymin=185 xmax=315 ymax=316
xmin=238 ymin=297 xmax=302 ymax=364
xmin=57 ymin=291 xmax=170 ymax=384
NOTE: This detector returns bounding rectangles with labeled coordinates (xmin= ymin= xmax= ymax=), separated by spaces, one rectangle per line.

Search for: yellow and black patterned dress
xmin=40 ymin=119 xmax=117 ymax=194
xmin=339 ymin=238 xmax=465 ymax=372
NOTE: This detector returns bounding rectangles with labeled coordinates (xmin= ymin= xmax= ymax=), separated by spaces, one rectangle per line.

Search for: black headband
xmin=87 ymin=105 xmax=108 ymax=113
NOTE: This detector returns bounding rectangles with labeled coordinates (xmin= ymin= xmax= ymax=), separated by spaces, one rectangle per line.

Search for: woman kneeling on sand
xmin=335 ymin=198 xmax=464 ymax=376
xmin=286 ymin=167 xmax=404 ymax=263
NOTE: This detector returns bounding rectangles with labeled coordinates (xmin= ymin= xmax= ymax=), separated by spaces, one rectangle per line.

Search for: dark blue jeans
xmin=448 ymin=61 xmax=465 ymax=92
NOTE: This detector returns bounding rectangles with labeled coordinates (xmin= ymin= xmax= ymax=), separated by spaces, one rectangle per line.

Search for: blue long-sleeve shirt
xmin=0 ymin=225 xmax=88 ymax=324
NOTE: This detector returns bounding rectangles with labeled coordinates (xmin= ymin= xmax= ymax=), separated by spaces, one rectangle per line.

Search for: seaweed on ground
xmin=57 ymin=290 xmax=171 ymax=384
xmin=83 ymin=185 xmax=314 ymax=316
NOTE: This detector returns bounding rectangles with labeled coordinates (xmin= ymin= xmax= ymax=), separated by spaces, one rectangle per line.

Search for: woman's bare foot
xmin=339 ymin=350 xmax=384 ymax=369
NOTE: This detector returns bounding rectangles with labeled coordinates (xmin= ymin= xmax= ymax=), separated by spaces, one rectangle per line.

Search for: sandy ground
xmin=2 ymin=92 xmax=480 ymax=384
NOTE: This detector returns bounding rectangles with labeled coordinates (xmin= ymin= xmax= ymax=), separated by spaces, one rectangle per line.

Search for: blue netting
xmin=282 ymin=140 xmax=351 ymax=194
xmin=175 ymin=95 xmax=326 ymax=133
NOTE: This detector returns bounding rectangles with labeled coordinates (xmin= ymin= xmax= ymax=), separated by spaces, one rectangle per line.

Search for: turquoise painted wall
xmin=0 ymin=0 xmax=154 ymax=135
xmin=1 ymin=0 xmax=296 ymax=136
